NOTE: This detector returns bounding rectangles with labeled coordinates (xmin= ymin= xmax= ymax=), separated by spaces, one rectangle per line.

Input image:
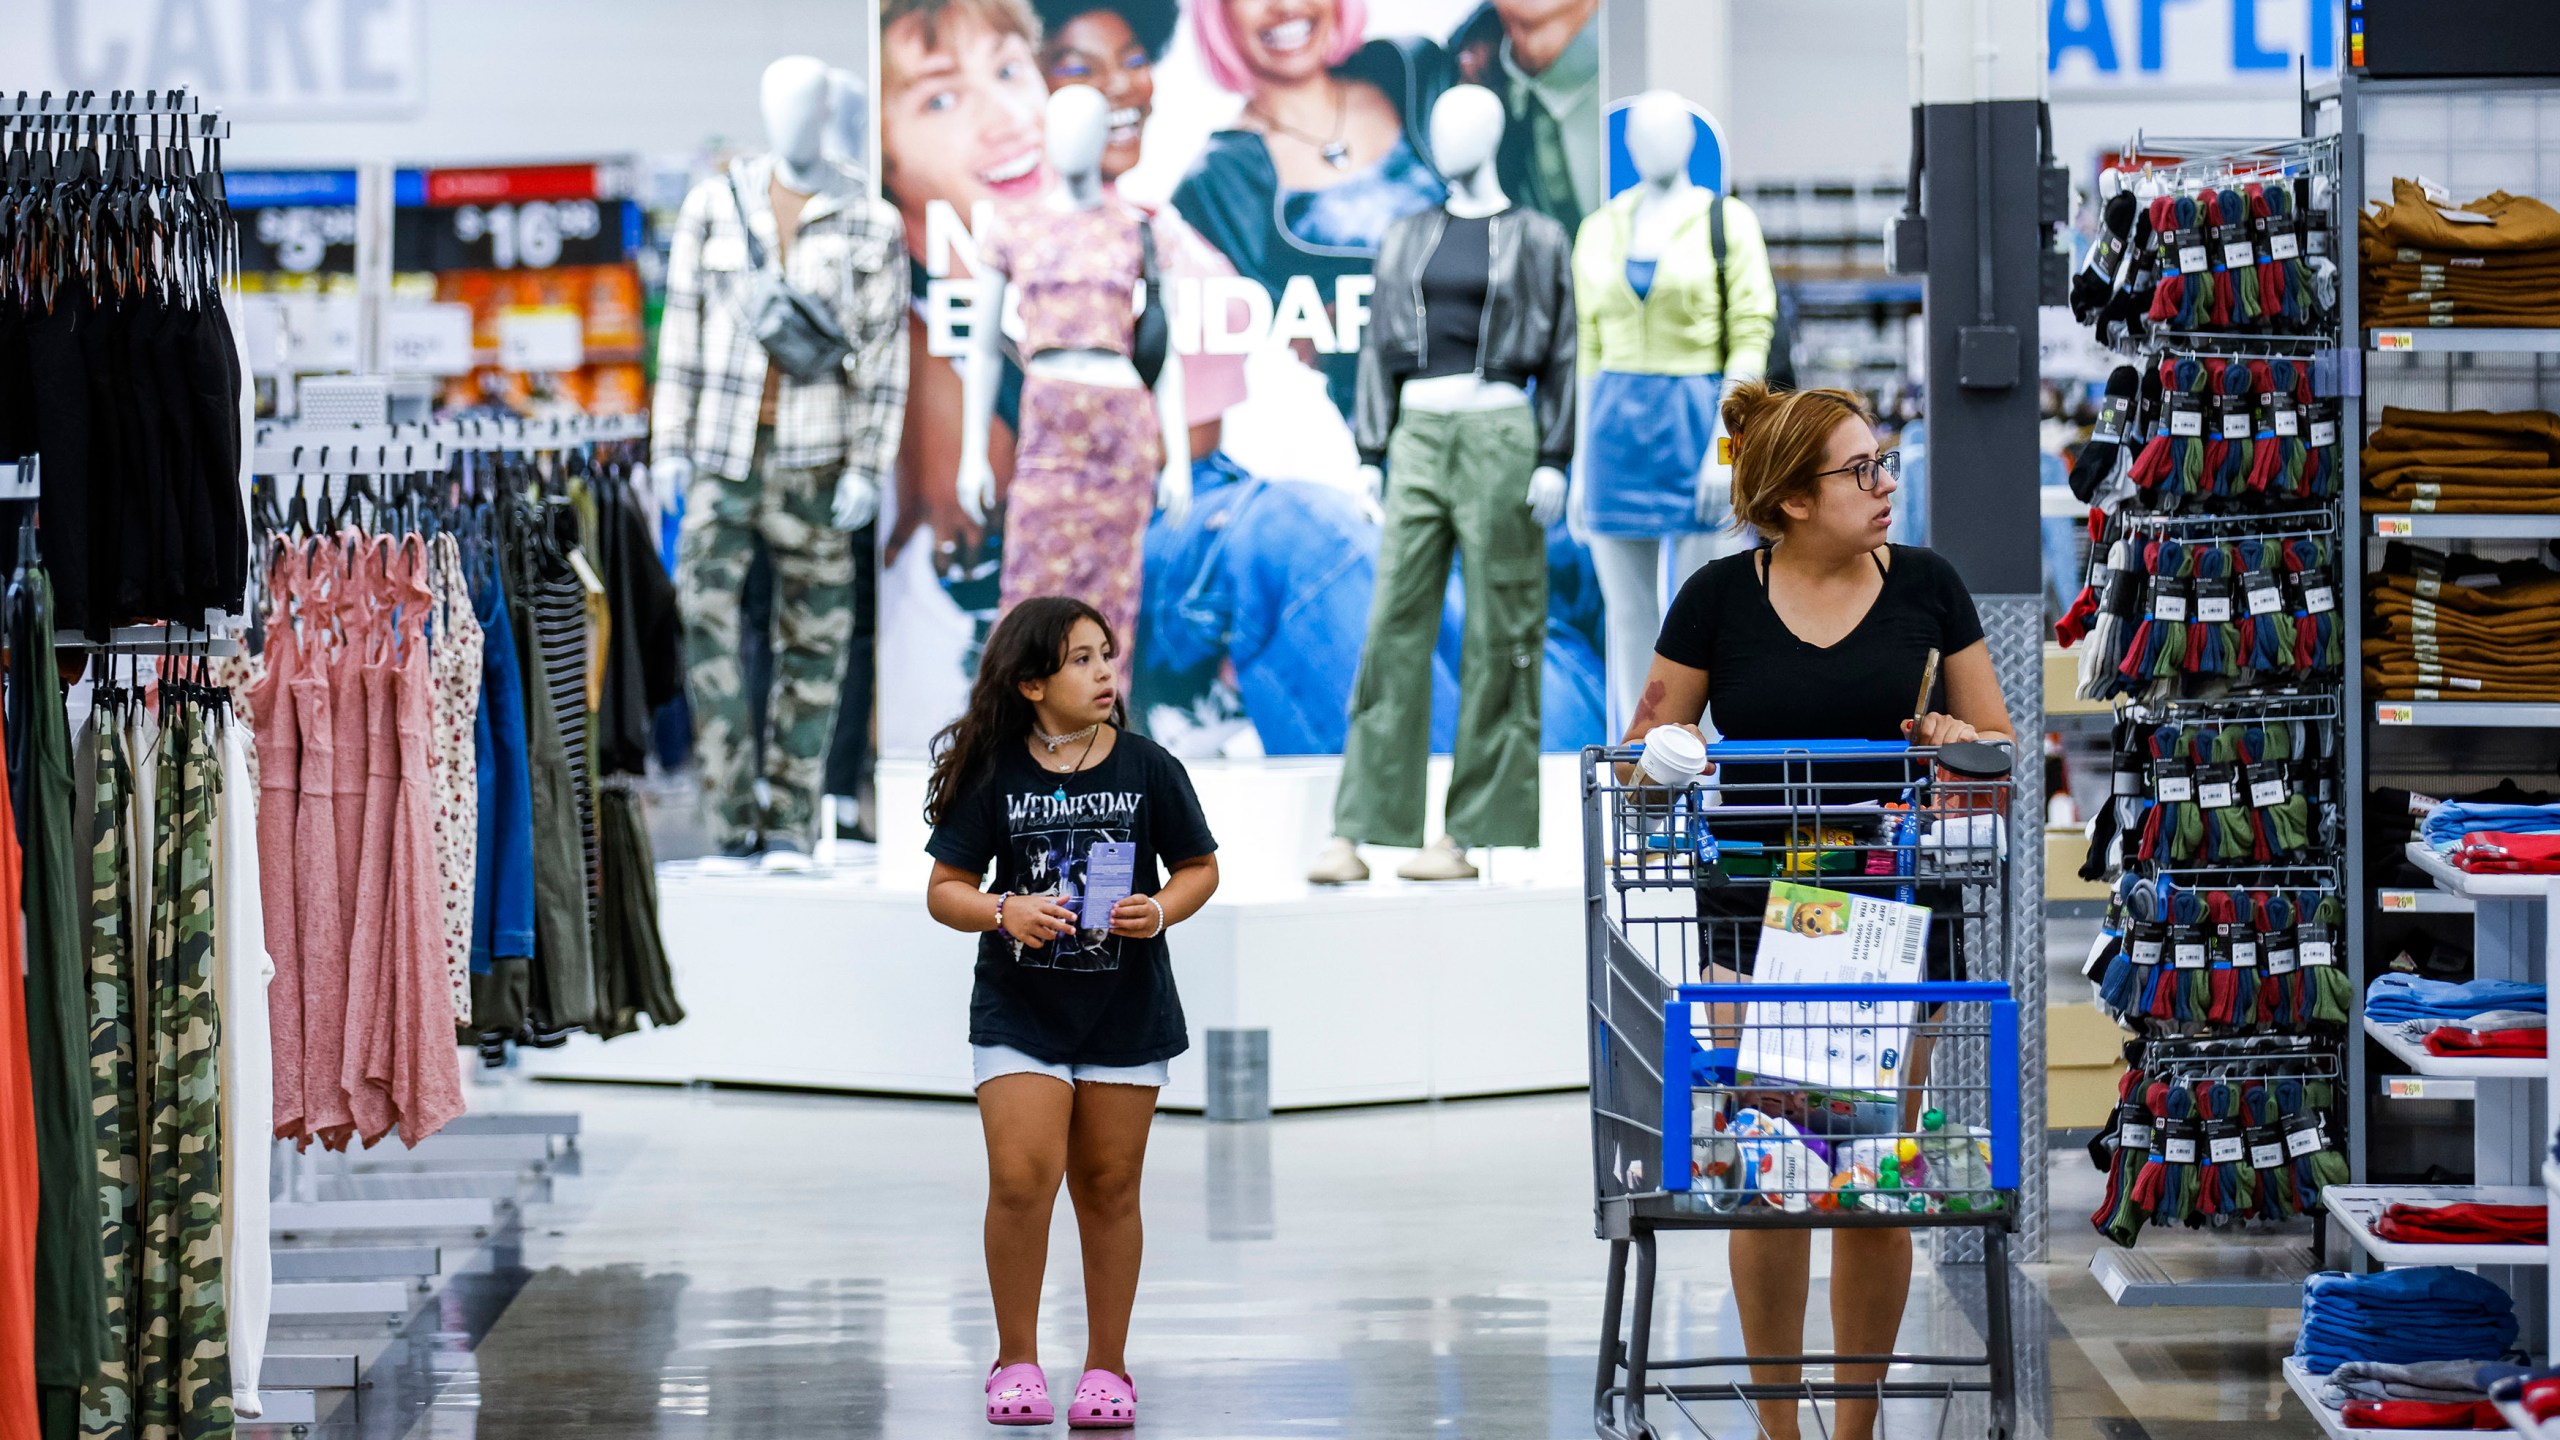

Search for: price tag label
xmin=2269 ymin=230 xmax=2300 ymax=260
xmin=2164 ymin=1134 xmax=2198 ymax=1164
xmin=2285 ymin=1118 xmax=2323 ymax=1157
xmin=2120 ymin=1120 xmax=2154 ymax=1152
xmin=2231 ymin=938 xmax=2260 ymax=968
xmin=2299 ymin=937 xmax=2335 ymax=968
xmin=2249 ymin=772 xmax=2287 ymax=808
xmin=2376 ymin=516 xmax=2414 ymax=537
xmin=2375 ymin=330 xmax=2416 ymax=351
xmin=2309 ymin=417 xmax=2338 ymax=448
xmin=2174 ymin=937 xmax=2208 ymax=969
xmin=2250 ymin=1136 xmax=2286 ymax=1170
xmin=2273 ymin=401 xmax=2301 ymax=437
xmin=2378 ymin=704 xmax=2415 ymax=725
xmin=2207 ymin=1132 xmax=2244 ymax=1164
xmin=2179 ymin=240 xmax=2210 ymax=274
xmin=2223 ymin=238 xmax=2258 ymax=270
xmin=2220 ymin=409 xmax=2253 ymax=440
xmin=2154 ymin=768 xmax=2194 ymax=804
xmin=2303 ymin=584 xmax=2335 ymax=614
xmin=2197 ymin=591 xmax=2234 ymax=624
xmin=2130 ymin=932 xmax=2165 ymax=967
xmin=2380 ymin=890 xmax=2418 ymax=912
xmin=2169 ymin=402 xmax=2205 ymax=438
xmin=2197 ymin=774 xmax=2236 ymax=810
xmin=2244 ymin=572 xmax=2284 ymax=615
xmin=2154 ymin=590 xmax=2189 ymax=622
xmin=2266 ymin=941 xmax=2299 ymax=974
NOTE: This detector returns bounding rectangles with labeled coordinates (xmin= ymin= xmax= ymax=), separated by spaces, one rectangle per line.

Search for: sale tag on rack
xmin=2376 ymin=516 xmax=2414 ymax=537
xmin=2380 ymin=891 xmax=2418 ymax=912
xmin=2375 ymin=331 xmax=2415 ymax=351
xmin=2377 ymin=704 xmax=2415 ymax=726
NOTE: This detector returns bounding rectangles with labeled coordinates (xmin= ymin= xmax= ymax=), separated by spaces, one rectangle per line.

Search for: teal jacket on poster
xmin=1572 ymin=188 xmax=1778 ymax=379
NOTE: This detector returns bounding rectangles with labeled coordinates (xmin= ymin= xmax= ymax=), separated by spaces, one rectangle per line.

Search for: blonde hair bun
xmin=1719 ymin=378 xmax=1780 ymax=451
xmin=1720 ymin=382 xmax=1879 ymax=536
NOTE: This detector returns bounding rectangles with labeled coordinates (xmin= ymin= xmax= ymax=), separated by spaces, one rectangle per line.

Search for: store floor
xmin=285 ymin=1081 xmax=2333 ymax=1440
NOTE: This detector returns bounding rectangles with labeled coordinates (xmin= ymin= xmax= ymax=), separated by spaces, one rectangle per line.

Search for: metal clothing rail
xmin=0 ymin=88 xmax=231 ymax=140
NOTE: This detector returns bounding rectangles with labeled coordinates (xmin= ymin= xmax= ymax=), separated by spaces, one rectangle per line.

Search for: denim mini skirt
xmin=1585 ymin=369 xmax=1722 ymax=537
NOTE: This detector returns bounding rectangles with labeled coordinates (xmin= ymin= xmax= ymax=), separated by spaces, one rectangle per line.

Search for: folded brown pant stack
xmin=2362 ymin=178 xmax=2560 ymax=329
xmin=2367 ymin=548 xmax=2560 ymax=702
xmin=2363 ymin=404 xmax=2560 ymax=515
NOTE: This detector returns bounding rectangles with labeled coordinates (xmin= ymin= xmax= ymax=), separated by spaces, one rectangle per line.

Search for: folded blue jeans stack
xmin=2365 ymin=973 xmax=2548 ymax=1026
xmin=2295 ymin=1268 xmax=2519 ymax=1375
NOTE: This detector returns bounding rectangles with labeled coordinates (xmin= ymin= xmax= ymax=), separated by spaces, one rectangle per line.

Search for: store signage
xmin=227 ymin=168 xmax=637 ymax=273
xmin=383 ymin=303 xmax=475 ymax=376
xmin=16 ymin=0 xmax=425 ymax=119
xmin=2049 ymin=0 xmax=2338 ymax=90
xmin=496 ymin=308 xmax=584 ymax=373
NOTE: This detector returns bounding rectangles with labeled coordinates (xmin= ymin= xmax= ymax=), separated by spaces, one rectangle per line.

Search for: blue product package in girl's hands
xmin=1077 ymin=842 xmax=1138 ymax=928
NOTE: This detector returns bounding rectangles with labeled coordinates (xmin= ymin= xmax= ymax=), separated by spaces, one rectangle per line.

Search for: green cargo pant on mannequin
xmin=1335 ymin=404 xmax=1546 ymax=850
xmin=678 ymin=426 xmax=854 ymax=849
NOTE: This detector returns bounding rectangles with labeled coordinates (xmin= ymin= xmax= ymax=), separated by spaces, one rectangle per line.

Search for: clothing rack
xmin=0 ymin=88 xmax=231 ymax=140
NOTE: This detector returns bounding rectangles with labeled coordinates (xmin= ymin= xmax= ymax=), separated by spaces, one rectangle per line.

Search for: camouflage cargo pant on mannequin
xmin=677 ymin=427 xmax=852 ymax=850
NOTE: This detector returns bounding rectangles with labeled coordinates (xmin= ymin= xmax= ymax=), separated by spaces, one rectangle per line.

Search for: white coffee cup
xmin=1638 ymin=727 xmax=1707 ymax=788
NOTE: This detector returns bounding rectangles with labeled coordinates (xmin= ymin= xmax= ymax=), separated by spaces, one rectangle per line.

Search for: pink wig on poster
xmin=1191 ymin=0 xmax=1369 ymax=94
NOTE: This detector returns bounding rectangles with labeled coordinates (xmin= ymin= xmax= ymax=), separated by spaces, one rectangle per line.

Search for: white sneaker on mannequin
xmin=1395 ymin=835 xmax=1479 ymax=882
xmin=1306 ymin=837 xmax=1371 ymax=885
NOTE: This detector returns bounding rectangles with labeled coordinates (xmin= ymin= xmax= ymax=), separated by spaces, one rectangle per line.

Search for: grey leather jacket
xmin=1354 ymin=204 xmax=1578 ymax=472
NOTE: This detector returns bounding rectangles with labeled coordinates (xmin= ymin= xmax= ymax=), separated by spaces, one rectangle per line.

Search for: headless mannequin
xmin=1575 ymin=91 xmax=1754 ymax=733
xmin=957 ymin=84 xmax=1189 ymax=529
xmin=658 ymin=56 xmax=878 ymax=530
xmin=1354 ymin=88 xmax=1566 ymax=529
xmin=1314 ymin=85 xmax=1563 ymax=886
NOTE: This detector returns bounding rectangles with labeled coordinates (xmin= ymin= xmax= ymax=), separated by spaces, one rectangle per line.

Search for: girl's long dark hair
xmin=924 ymin=596 xmax=1127 ymax=825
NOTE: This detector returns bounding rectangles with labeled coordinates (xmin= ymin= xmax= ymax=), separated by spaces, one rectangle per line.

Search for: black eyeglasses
xmin=1812 ymin=451 xmax=1902 ymax=492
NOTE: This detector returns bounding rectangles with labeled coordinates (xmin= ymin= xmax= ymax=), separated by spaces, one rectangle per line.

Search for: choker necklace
xmin=1038 ymin=723 xmax=1100 ymax=753
xmin=1249 ymin=82 xmax=1352 ymax=170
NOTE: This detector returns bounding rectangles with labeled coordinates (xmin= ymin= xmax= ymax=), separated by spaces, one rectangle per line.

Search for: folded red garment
xmin=2455 ymin=831 xmax=2560 ymax=872
xmin=2341 ymin=1398 xmax=2505 ymax=1430
xmin=2373 ymin=1200 xmax=2548 ymax=1244
xmin=2424 ymin=1026 xmax=2548 ymax=1059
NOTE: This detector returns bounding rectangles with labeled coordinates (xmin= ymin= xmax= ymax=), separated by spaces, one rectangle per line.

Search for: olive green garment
xmin=1334 ymin=405 xmax=1546 ymax=851
xmin=27 ymin=568 xmax=107 ymax=1435
xmin=512 ymin=550 xmax=597 ymax=1033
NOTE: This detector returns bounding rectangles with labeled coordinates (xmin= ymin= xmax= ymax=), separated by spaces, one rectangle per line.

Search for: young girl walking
xmin=925 ymin=596 xmax=1221 ymax=1429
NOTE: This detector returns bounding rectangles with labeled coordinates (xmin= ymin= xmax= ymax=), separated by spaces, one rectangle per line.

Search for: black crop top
xmin=1416 ymin=213 xmax=1491 ymax=380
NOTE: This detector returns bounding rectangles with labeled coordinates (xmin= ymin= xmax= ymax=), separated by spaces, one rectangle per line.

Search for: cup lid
xmin=1645 ymin=727 xmax=1706 ymax=766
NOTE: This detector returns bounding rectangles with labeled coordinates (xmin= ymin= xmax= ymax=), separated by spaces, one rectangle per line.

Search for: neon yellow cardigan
xmin=1572 ymin=187 xmax=1777 ymax=380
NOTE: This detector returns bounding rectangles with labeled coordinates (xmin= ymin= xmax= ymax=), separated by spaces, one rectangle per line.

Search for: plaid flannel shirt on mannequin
xmin=651 ymin=154 xmax=909 ymax=485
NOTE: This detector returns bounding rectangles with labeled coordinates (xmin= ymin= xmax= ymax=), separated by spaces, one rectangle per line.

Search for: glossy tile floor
xmin=279 ymin=1081 xmax=2330 ymax=1439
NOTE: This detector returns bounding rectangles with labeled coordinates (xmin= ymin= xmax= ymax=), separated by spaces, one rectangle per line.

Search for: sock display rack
xmin=2049 ymin=130 xmax=2359 ymax=1309
xmin=2326 ymin=65 xmax=2560 ymax=1399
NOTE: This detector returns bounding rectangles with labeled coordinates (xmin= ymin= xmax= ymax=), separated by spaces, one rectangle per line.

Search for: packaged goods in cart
xmin=1739 ymin=882 xmax=1928 ymax=1097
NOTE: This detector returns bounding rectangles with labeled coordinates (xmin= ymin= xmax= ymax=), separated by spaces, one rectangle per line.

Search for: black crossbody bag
xmin=725 ymin=169 xmax=855 ymax=384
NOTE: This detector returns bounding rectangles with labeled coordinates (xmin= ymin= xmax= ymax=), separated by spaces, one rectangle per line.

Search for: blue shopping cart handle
xmin=1677 ymin=982 xmax=2013 ymax=1003
xmin=1705 ymin=739 xmax=1913 ymax=759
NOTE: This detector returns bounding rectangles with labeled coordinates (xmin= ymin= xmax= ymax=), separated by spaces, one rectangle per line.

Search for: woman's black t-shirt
xmin=926 ymin=731 xmax=1218 ymax=1067
xmin=1653 ymin=544 xmax=1986 ymax=981
xmin=1655 ymin=544 xmax=1985 ymax=741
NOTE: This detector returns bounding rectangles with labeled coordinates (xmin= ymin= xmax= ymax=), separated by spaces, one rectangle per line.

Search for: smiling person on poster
xmin=1171 ymin=0 xmax=1454 ymax=417
xmin=653 ymin=56 xmax=909 ymax=865
xmin=959 ymin=84 xmax=1191 ymax=693
xmin=1571 ymin=90 xmax=1777 ymax=734
xmin=1309 ymin=84 xmax=1574 ymax=886
xmin=1618 ymin=382 xmax=2013 ymax=1440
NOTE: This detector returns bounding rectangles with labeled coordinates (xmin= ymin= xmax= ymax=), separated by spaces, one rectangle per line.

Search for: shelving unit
xmin=2372 ymin=515 xmax=2560 ymax=541
xmin=2376 ymin=701 xmax=2560 ymax=728
xmin=2363 ymin=1019 xmax=2547 ymax=1078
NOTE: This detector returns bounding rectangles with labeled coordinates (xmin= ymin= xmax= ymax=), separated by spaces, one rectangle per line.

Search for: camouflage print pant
xmin=678 ymin=428 xmax=853 ymax=846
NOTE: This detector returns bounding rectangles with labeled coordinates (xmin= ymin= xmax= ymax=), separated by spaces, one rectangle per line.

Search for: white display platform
xmin=516 ymin=754 xmax=1594 ymax=1110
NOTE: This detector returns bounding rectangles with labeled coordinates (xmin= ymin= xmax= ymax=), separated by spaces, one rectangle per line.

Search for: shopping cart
xmin=1583 ymin=739 xmax=2025 ymax=1440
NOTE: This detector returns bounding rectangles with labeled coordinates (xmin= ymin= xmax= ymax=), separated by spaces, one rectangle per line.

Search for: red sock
xmin=2339 ymin=1399 xmax=2503 ymax=1430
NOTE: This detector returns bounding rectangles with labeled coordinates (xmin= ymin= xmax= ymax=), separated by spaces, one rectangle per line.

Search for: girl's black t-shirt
xmin=1655 ymin=544 xmax=1985 ymax=743
xmin=926 ymin=731 xmax=1218 ymax=1067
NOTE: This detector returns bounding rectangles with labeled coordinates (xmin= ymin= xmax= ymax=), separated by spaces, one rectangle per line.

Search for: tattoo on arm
xmin=1626 ymin=679 xmax=1668 ymax=737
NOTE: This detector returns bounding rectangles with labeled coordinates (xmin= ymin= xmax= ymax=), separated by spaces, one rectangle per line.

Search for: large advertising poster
xmin=873 ymin=0 xmax=1606 ymax=758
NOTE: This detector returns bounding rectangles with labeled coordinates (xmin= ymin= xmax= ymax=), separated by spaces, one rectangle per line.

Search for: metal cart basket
xmin=1584 ymin=739 xmax=2025 ymax=1440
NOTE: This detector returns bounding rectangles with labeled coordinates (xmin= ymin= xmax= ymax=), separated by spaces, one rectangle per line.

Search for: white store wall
xmin=4 ymin=0 xmax=2330 ymax=190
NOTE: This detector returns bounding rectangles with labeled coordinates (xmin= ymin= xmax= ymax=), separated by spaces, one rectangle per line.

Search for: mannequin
xmin=1314 ymin=84 xmax=1578 ymax=885
xmin=822 ymin=65 xmax=869 ymax=172
xmin=653 ymin=54 xmax=911 ymax=864
xmin=1568 ymin=90 xmax=1776 ymax=733
xmin=958 ymin=83 xmax=1189 ymax=691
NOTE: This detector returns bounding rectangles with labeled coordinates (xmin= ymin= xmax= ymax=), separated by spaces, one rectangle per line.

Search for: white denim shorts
xmin=971 ymin=1043 xmax=1170 ymax=1091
